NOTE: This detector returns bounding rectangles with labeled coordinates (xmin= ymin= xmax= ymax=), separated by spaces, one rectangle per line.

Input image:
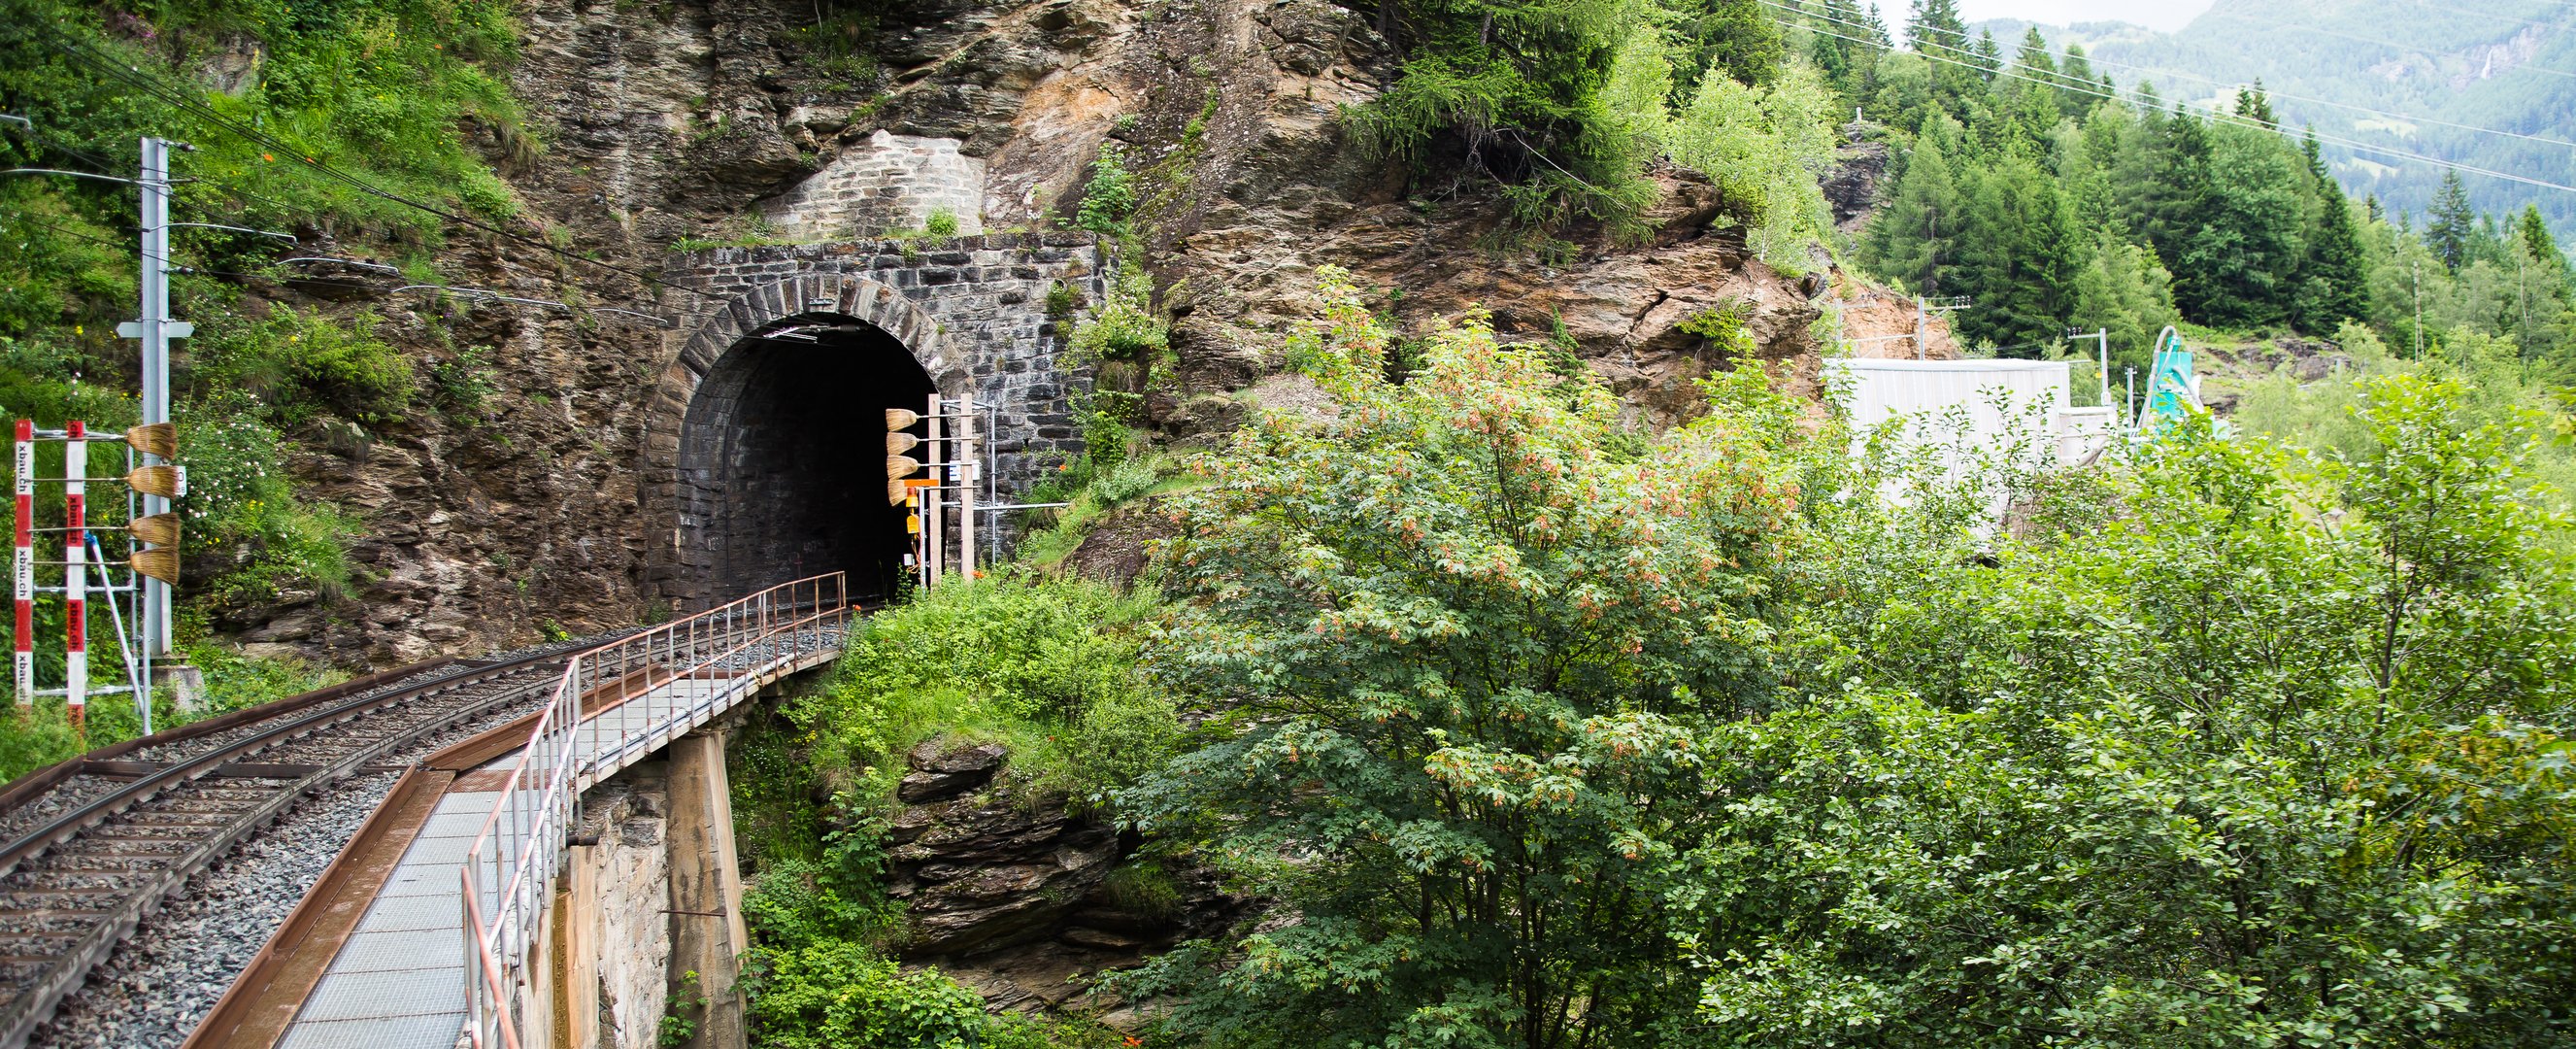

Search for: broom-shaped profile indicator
xmin=124 ymin=465 xmax=182 ymax=498
xmin=122 ymin=423 xmax=177 ymax=459
xmin=129 ymin=548 xmax=180 ymax=584
xmin=886 ymin=408 xmax=926 ymax=506
xmin=126 ymin=512 xmax=181 ymax=549
xmin=886 ymin=456 xmax=923 ymax=506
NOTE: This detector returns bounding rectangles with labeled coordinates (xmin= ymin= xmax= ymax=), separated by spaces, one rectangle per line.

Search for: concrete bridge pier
xmin=665 ymin=728 xmax=750 ymax=1049
xmin=536 ymin=716 xmax=759 ymax=1049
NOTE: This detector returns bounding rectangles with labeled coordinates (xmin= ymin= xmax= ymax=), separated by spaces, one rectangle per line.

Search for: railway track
xmin=0 ymin=638 xmax=616 ymax=1049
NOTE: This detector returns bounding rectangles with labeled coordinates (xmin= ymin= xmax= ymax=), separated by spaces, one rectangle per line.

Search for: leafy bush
xmin=431 ymin=346 xmax=503 ymax=424
xmin=1629 ymin=46 xmax=1839 ymax=269
xmin=1099 ymin=855 xmax=1183 ymax=920
xmin=1074 ymin=151 xmax=1136 ymax=237
xmin=1670 ymin=375 xmax=2576 ymax=1045
xmin=1086 ymin=457 xmax=1161 ymax=507
xmin=923 ymin=209 xmax=960 ymax=237
xmin=1112 ymin=277 xmax=1820 ymax=1046
xmin=745 ymin=942 xmax=1057 ymax=1049
xmin=176 ymin=413 xmax=359 ymax=616
xmin=193 ymin=307 xmax=414 ymax=428
xmin=1072 ymin=297 xmax=1166 ymax=363
xmin=1044 ymin=281 xmax=1080 ymax=317
xmin=1350 ymin=0 xmax=1668 ymax=236
xmin=789 ymin=576 xmax=1175 ymax=802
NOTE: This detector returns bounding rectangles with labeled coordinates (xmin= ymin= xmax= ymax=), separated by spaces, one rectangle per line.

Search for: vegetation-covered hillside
xmin=746 ymin=270 xmax=2576 ymax=1046
xmin=0 ymin=0 xmax=538 ymax=769
xmin=1800 ymin=0 xmax=2574 ymax=385
xmin=2052 ymin=0 xmax=2576 ymax=240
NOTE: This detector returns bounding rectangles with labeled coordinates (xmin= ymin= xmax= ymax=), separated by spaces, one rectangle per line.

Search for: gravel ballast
xmin=26 ymin=686 xmax=556 ymax=1049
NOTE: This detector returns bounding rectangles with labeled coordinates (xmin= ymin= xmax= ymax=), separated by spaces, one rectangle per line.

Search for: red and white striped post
xmin=13 ymin=419 xmax=31 ymax=710
xmin=63 ymin=420 xmax=85 ymax=730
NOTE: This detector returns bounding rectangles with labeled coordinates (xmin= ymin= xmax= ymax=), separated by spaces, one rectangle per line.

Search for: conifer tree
xmin=2117 ymin=104 xmax=2211 ymax=270
xmin=1904 ymin=0 xmax=1985 ymax=105
xmin=2179 ymin=123 xmax=2308 ymax=325
xmin=2294 ymin=127 xmax=2369 ymax=331
xmin=1951 ymin=155 xmax=2081 ymax=351
xmin=2521 ymin=204 xmax=2567 ymax=278
xmin=1859 ymin=0 xmax=1891 ymax=46
xmin=2072 ymin=232 xmax=2182 ymax=369
xmin=1904 ymin=0 xmax=1966 ymax=55
xmin=2427 ymin=171 xmax=2476 ymax=269
xmin=2058 ymin=45 xmax=2103 ymax=119
xmin=1971 ymin=29 xmax=2002 ymax=80
xmin=2232 ymin=80 xmax=2277 ymax=129
xmin=1672 ymin=0 xmax=1785 ymax=97
xmin=2001 ymin=28 xmax=2060 ymax=151
xmin=1862 ymin=120 xmax=1964 ymax=295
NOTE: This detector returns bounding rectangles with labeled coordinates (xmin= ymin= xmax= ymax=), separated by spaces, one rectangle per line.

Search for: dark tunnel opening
xmin=678 ymin=317 xmax=937 ymax=605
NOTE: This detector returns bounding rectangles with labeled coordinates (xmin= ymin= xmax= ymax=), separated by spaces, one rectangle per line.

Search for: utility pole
xmin=2519 ymin=253 xmax=2532 ymax=377
xmin=114 ymin=137 xmax=191 ymax=702
xmin=1913 ymin=296 xmax=1972 ymax=359
xmin=2070 ymin=327 xmax=2109 ymax=406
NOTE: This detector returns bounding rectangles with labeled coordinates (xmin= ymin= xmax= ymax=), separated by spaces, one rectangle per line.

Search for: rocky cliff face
xmin=879 ymin=737 xmax=1246 ymax=1014
xmin=217 ymin=0 xmax=1910 ymax=662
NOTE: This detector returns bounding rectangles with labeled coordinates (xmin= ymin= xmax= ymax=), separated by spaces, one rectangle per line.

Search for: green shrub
xmin=1099 ymin=856 xmax=1183 ymax=919
xmin=178 ymin=413 xmax=359 ymax=617
xmin=1087 ymin=457 xmax=1161 ymax=507
xmin=787 ymin=575 xmax=1174 ymax=802
xmin=1075 ymin=151 xmax=1136 ymax=237
xmin=194 ymin=307 xmax=414 ymax=428
xmin=745 ymin=941 xmax=1054 ymax=1049
xmin=923 ymin=209 xmax=960 ymax=237
xmin=431 ymin=346 xmax=502 ymax=423
xmin=1072 ymin=268 xmax=1165 ymax=364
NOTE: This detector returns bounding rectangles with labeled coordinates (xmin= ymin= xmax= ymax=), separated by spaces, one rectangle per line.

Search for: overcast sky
xmin=1954 ymin=0 xmax=2216 ymax=33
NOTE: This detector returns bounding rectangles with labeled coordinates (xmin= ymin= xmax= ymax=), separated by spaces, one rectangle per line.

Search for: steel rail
xmin=0 ymin=659 xmax=455 ymax=824
xmin=0 ymin=643 xmax=593 ymax=1049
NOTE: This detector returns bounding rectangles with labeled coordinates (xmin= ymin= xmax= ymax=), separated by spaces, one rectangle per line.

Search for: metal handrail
xmin=457 ymin=573 xmax=846 ymax=1047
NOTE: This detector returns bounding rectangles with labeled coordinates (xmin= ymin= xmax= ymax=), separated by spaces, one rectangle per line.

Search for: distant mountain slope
xmin=1978 ymin=0 xmax=2576 ymax=235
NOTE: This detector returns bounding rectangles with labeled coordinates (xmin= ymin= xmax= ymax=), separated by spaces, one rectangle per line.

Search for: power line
xmin=24 ymin=20 xmax=700 ymax=319
xmin=1 ymin=211 xmax=129 ymax=251
xmin=2187 ymin=12 xmax=2576 ymax=81
xmin=1770 ymin=3 xmax=2576 ymax=194
xmin=2023 ymin=43 xmax=2576 ymax=152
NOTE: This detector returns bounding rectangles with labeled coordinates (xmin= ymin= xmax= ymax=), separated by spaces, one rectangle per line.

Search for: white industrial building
xmin=1824 ymin=358 xmax=2122 ymax=521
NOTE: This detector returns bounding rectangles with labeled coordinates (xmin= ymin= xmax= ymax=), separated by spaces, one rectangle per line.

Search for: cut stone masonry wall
xmin=758 ymin=130 xmax=987 ymax=239
xmin=647 ymin=233 xmax=1105 ymax=606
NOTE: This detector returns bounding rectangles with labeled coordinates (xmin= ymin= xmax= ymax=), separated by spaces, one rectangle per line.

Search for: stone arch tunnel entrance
xmin=678 ymin=316 xmax=936 ymax=603
xmin=647 ymin=240 xmax=1111 ymax=611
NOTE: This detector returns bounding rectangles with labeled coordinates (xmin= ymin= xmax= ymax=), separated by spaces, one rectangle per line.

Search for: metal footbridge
xmin=185 ymin=575 xmax=851 ymax=1049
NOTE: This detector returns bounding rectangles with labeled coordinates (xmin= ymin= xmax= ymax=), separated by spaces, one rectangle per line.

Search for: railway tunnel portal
xmin=644 ymin=234 xmax=1107 ymax=607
